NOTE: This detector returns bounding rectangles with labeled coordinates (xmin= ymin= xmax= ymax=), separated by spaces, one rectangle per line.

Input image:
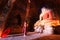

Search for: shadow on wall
xmin=53 ymin=26 xmax=60 ymax=34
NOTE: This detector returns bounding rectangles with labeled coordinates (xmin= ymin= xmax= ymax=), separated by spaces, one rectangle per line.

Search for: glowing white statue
xmin=34 ymin=7 xmax=54 ymax=34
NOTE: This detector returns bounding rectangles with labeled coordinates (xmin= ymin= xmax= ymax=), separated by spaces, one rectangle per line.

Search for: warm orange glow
xmin=1 ymin=28 xmax=10 ymax=38
xmin=34 ymin=19 xmax=60 ymax=27
xmin=41 ymin=20 xmax=60 ymax=26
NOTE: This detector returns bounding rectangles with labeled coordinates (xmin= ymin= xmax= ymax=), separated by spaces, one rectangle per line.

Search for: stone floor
xmin=33 ymin=35 xmax=60 ymax=40
xmin=0 ymin=32 xmax=60 ymax=40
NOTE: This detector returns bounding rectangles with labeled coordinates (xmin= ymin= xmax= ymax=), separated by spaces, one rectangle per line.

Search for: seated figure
xmin=34 ymin=7 xmax=54 ymax=34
